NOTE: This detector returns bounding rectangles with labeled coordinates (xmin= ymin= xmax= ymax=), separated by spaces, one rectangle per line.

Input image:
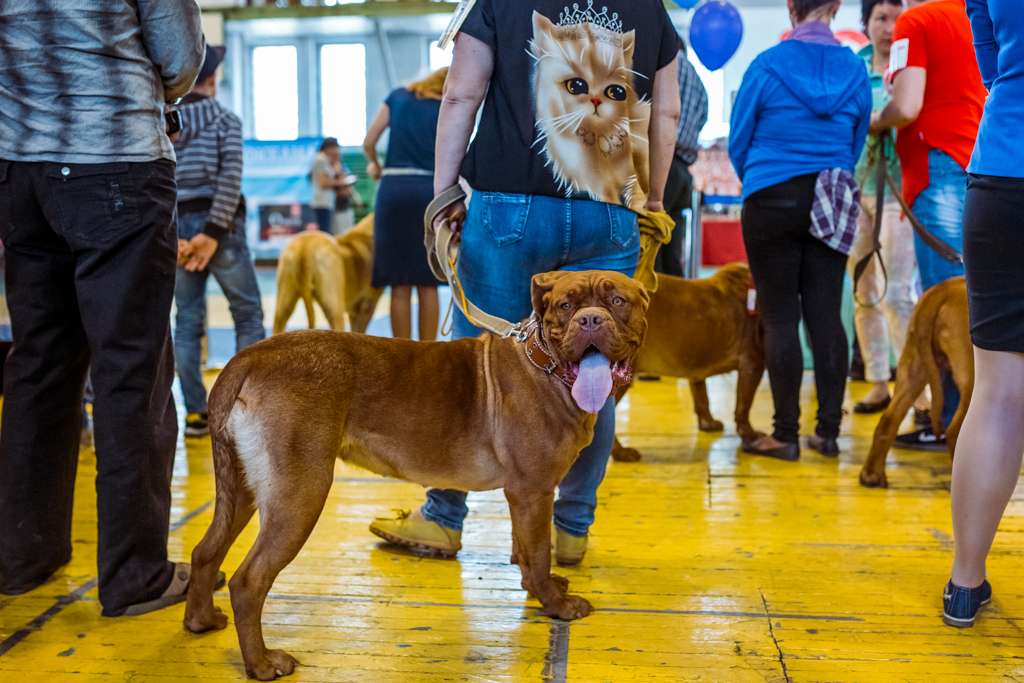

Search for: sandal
xmin=120 ymin=562 xmax=225 ymax=617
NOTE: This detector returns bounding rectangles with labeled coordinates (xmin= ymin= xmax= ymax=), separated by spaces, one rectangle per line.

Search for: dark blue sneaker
xmin=942 ymin=579 xmax=992 ymax=628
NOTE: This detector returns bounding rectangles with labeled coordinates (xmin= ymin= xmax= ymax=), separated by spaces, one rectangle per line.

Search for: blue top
xmin=384 ymin=88 xmax=441 ymax=172
xmin=728 ymin=38 xmax=872 ymax=200
xmin=966 ymin=0 xmax=1023 ymax=178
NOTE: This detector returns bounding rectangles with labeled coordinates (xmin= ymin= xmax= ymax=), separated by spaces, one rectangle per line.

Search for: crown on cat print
xmin=558 ymin=1 xmax=623 ymax=34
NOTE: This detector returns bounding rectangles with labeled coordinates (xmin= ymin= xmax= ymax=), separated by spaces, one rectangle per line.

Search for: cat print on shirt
xmin=530 ymin=2 xmax=651 ymax=211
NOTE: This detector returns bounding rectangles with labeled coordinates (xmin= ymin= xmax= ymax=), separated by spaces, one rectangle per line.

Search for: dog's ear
xmin=630 ymin=277 xmax=652 ymax=311
xmin=531 ymin=271 xmax=571 ymax=319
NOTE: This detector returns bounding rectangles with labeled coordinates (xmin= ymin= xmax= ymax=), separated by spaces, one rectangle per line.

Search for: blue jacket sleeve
xmin=851 ymin=71 xmax=872 ymax=165
xmin=728 ymin=62 xmax=765 ymax=183
xmin=966 ymin=0 xmax=998 ymax=90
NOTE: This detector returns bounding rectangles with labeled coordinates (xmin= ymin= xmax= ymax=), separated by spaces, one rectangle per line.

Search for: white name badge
xmin=438 ymin=0 xmax=478 ymax=49
xmin=889 ymin=38 xmax=909 ymax=74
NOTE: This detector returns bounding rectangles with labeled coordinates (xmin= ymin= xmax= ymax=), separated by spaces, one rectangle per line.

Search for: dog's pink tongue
xmin=571 ymin=351 xmax=613 ymax=414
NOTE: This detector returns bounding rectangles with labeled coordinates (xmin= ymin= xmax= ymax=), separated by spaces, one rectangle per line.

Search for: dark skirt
xmin=372 ymin=174 xmax=438 ymax=288
xmin=963 ymin=173 xmax=1024 ymax=353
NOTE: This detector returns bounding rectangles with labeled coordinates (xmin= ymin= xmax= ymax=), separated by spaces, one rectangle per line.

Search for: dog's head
xmin=531 ymin=270 xmax=649 ymax=413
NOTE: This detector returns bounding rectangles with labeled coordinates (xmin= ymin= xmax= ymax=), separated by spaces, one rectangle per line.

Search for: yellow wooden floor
xmin=3 ymin=368 xmax=1024 ymax=682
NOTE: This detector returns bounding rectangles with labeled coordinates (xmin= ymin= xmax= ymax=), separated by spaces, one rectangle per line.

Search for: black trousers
xmin=741 ymin=174 xmax=848 ymax=442
xmin=0 ymin=159 xmax=178 ymax=615
xmin=655 ymin=157 xmax=694 ymax=277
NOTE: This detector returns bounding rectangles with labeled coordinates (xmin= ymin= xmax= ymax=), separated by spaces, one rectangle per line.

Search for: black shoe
xmin=853 ymin=395 xmax=891 ymax=414
xmin=894 ymin=426 xmax=946 ymax=452
xmin=914 ymin=408 xmax=932 ymax=429
xmin=807 ymin=435 xmax=839 ymax=457
xmin=742 ymin=440 xmax=800 ymax=462
xmin=184 ymin=413 xmax=210 ymax=438
xmin=942 ymin=579 xmax=991 ymax=628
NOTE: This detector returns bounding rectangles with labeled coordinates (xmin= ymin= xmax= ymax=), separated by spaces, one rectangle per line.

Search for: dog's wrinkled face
xmin=531 ymin=270 xmax=649 ymax=413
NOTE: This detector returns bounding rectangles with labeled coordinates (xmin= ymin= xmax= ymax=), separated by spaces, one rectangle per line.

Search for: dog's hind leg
xmin=735 ymin=353 xmax=766 ymax=444
xmin=611 ymin=384 xmax=641 ymax=462
xmin=690 ymin=380 xmax=724 ymax=433
xmin=272 ymin=286 xmax=300 ymax=336
xmin=230 ymin=470 xmax=333 ymax=681
xmin=505 ymin=485 xmax=591 ymax=621
xmin=184 ymin=466 xmax=255 ymax=634
xmin=860 ymin=351 xmax=927 ymax=488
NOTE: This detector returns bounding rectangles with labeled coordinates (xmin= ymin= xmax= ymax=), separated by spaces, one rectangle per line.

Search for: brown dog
xmin=859 ymin=277 xmax=972 ymax=488
xmin=272 ymin=214 xmax=382 ymax=335
xmin=612 ymin=263 xmax=765 ymax=461
xmin=183 ymin=270 xmax=649 ymax=680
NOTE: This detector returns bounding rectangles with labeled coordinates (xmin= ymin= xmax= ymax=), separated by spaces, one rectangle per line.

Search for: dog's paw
xmin=245 ymin=649 xmax=299 ymax=681
xmin=550 ymin=574 xmax=570 ymax=593
xmin=739 ymin=429 xmax=767 ymax=443
xmin=611 ymin=446 xmax=641 ymax=462
xmin=859 ymin=467 xmax=889 ymax=489
xmin=698 ymin=418 xmax=725 ymax=433
xmin=183 ymin=604 xmax=228 ymax=633
xmin=544 ymin=594 xmax=592 ymax=621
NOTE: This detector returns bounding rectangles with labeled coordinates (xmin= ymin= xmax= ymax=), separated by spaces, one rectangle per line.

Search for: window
xmin=252 ymin=45 xmax=299 ymax=141
xmin=689 ymin=49 xmax=728 ymax=142
xmin=321 ymin=43 xmax=367 ymax=146
xmin=429 ymin=42 xmax=453 ymax=71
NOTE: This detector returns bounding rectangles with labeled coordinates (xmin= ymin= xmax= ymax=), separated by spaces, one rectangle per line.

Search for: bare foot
xmin=862 ymin=382 xmax=891 ymax=405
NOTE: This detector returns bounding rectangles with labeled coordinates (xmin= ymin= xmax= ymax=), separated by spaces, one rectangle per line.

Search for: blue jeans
xmin=421 ymin=193 xmax=641 ymax=538
xmin=174 ymin=210 xmax=266 ymax=414
xmin=911 ymin=149 xmax=966 ymax=429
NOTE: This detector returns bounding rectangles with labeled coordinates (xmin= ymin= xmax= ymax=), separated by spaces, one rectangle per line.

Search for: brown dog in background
xmin=272 ymin=214 xmax=382 ymax=335
xmin=859 ymin=277 xmax=972 ymax=488
xmin=183 ymin=270 xmax=649 ymax=680
xmin=612 ymin=263 xmax=765 ymax=461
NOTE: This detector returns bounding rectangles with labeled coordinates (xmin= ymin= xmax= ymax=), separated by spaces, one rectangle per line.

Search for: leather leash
xmin=852 ymin=130 xmax=963 ymax=308
xmin=423 ymin=184 xmax=528 ymax=339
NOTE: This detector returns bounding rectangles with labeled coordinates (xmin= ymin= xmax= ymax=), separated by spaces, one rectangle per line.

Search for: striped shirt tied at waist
xmin=810 ymin=168 xmax=861 ymax=256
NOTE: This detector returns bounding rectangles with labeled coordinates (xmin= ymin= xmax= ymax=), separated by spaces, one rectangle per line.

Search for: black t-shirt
xmin=460 ymin=0 xmax=678 ymax=212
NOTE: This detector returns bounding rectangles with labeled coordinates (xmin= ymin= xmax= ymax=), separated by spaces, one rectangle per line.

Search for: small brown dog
xmin=272 ymin=214 xmax=382 ymax=335
xmin=183 ymin=270 xmax=649 ymax=680
xmin=859 ymin=277 xmax=972 ymax=488
xmin=612 ymin=263 xmax=765 ymax=461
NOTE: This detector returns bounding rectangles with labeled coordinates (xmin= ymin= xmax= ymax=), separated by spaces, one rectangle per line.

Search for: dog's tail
xmin=911 ymin=285 xmax=947 ymax=438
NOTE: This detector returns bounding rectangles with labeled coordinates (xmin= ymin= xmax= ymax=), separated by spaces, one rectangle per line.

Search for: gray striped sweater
xmin=173 ymin=94 xmax=244 ymax=241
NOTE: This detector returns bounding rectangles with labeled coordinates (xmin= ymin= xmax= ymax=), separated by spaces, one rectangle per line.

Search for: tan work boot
xmin=369 ymin=509 xmax=462 ymax=556
xmin=552 ymin=527 xmax=588 ymax=566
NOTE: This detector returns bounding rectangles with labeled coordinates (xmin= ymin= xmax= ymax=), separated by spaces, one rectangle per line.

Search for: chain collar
xmin=522 ymin=323 xmax=573 ymax=389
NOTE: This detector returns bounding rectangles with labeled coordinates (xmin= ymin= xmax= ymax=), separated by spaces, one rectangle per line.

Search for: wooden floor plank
xmin=2 ymin=367 xmax=1023 ymax=682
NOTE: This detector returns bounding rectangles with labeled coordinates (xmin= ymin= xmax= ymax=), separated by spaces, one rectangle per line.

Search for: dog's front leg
xmin=505 ymin=486 xmax=592 ymax=620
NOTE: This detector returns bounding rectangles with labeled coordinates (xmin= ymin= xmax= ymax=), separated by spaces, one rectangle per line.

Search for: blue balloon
xmin=689 ymin=1 xmax=743 ymax=71
xmin=673 ymin=0 xmax=701 ymax=8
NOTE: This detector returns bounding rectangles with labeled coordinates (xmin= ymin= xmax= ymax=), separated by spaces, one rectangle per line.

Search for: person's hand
xmin=184 ymin=233 xmax=218 ymax=272
xmin=644 ymin=199 xmax=665 ymax=214
xmin=176 ymin=239 xmax=193 ymax=267
xmin=367 ymin=161 xmax=382 ymax=181
xmin=868 ymin=110 xmax=884 ymax=136
xmin=432 ymin=200 xmax=467 ymax=241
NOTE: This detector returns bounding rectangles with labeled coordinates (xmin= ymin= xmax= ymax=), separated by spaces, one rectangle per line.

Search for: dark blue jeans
xmin=421 ymin=192 xmax=640 ymax=538
xmin=173 ymin=211 xmax=265 ymax=415
xmin=911 ymin=149 xmax=966 ymax=430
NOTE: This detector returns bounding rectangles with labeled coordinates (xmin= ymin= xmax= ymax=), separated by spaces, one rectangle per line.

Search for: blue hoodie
xmin=728 ymin=39 xmax=872 ymax=200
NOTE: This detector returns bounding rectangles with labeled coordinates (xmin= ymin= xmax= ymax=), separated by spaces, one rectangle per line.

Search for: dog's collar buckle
xmin=543 ymin=358 xmax=558 ymax=374
xmin=506 ymin=314 xmax=538 ymax=343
